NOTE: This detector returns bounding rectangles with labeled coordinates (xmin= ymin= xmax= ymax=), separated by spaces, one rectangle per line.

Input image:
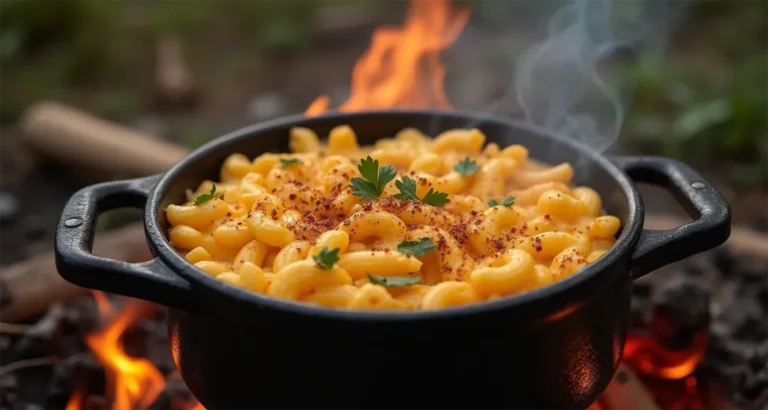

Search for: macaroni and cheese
xmin=165 ymin=126 xmax=622 ymax=310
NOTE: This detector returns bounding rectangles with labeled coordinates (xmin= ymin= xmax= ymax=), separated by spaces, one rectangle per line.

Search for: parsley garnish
xmin=393 ymin=176 xmax=419 ymax=201
xmin=422 ymin=189 xmax=450 ymax=207
xmin=454 ymin=157 xmax=480 ymax=177
xmin=349 ymin=156 xmax=397 ymax=200
xmin=312 ymin=247 xmax=340 ymax=270
xmin=280 ymin=158 xmax=301 ymax=168
xmin=194 ymin=184 xmax=220 ymax=206
xmin=366 ymin=273 xmax=421 ymax=287
xmin=488 ymin=195 xmax=516 ymax=207
xmin=393 ymin=176 xmax=450 ymax=207
xmin=397 ymin=237 xmax=437 ymax=257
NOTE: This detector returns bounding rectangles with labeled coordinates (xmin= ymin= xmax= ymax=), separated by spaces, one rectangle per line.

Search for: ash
xmin=632 ymin=246 xmax=768 ymax=408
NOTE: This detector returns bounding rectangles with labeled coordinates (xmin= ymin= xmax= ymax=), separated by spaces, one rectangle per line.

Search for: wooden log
xmin=0 ymin=223 xmax=150 ymax=323
xmin=20 ymin=101 xmax=188 ymax=178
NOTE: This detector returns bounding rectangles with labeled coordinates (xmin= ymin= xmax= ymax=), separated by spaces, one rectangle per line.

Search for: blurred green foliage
xmin=0 ymin=0 xmax=119 ymax=122
xmin=0 ymin=0 xmax=765 ymax=189
xmin=623 ymin=1 xmax=767 ymax=186
xmin=0 ymin=0 xmax=345 ymax=123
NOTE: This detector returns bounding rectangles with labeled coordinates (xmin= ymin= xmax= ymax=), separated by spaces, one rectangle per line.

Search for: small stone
xmin=0 ymin=191 xmax=19 ymax=222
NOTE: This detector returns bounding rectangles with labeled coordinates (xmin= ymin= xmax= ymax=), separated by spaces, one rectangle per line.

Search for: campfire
xmin=1 ymin=0 xmax=765 ymax=409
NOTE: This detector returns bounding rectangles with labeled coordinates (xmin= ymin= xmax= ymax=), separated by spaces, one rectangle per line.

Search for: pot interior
xmin=157 ymin=111 xmax=629 ymax=233
xmin=155 ymin=110 xmax=632 ymax=252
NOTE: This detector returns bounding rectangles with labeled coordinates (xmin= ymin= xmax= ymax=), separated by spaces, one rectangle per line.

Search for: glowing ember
xmin=306 ymin=0 xmax=470 ymax=115
xmin=624 ymin=331 xmax=709 ymax=380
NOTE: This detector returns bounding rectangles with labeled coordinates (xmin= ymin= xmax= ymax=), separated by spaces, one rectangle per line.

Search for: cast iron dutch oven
xmin=55 ymin=111 xmax=730 ymax=409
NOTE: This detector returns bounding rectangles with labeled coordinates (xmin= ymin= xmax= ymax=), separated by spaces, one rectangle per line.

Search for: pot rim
xmin=147 ymin=109 xmax=642 ymax=320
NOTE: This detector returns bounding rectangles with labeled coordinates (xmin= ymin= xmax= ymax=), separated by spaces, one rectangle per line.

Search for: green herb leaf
xmin=421 ymin=188 xmax=450 ymax=207
xmin=312 ymin=247 xmax=340 ymax=270
xmin=488 ymin=195 xmax=515 ymax=207
xmin=357 ymin=156 xmax=380 ymax=185
xmin=366 ymin=273 xmax=421 ymax=287
xmin=397 ymin=237 xmax=437 ymax=257
xmin=219 ymin=194 xmax=225 ymax=200
xmin=349 ymin=156 xmax=397 ymax=200
xmin=454 ymin=157 xmax=480 ymax=177
xmin=280 ymin=158 xmax=301 ymax=168
xmin=349 ymin=177 xmax=379 ymax=200
xmin=394 ymin=176 xmax=450 ymax=207
xmin=393 ymin=176 xmax=420 ymax=201
xmin=194 ymin=184 xmax=219 ymax=206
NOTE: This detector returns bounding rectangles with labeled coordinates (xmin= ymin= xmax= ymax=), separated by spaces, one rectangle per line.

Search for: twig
xmin=0 ymin=322 xmax=33 ymax=334
xmin=0 ymin=355 xmax=58 ymax=375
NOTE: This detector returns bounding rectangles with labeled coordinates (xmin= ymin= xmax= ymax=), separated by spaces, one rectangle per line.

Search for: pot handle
xmin=612 ymin=156 xmax=730 ymax=279
xmin=55 ymin=174 xmax=195 ymax=312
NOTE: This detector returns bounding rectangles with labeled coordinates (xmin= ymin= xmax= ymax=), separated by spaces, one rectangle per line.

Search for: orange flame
xmin=70 ymin=293 xmax=165 ymax=410
xmin=65 ymin=389 xmax=83 ymax=410
xmin=92 ymin=290 xmax=113 ymax=318
xmin=67 ymin=293 xmax=206 ymax=410
xmin=306 ymin=0 xmax=470 ymax=116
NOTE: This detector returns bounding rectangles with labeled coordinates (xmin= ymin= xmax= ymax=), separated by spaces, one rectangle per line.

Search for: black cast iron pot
xmin=55 ymin=111 xmax=730 ymax=409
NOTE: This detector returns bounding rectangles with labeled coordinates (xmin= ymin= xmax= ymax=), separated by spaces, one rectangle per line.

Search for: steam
xmin=512 ymin=0 xmax=686 ymax=151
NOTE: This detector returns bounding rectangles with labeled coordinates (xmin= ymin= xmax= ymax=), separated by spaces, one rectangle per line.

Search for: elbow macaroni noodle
xmin=165 ymin=126 xmax=622 ymax=310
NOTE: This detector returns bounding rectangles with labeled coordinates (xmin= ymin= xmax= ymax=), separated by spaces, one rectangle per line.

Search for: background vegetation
xmin=1 ymin=0 xmax=765 ymax=187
